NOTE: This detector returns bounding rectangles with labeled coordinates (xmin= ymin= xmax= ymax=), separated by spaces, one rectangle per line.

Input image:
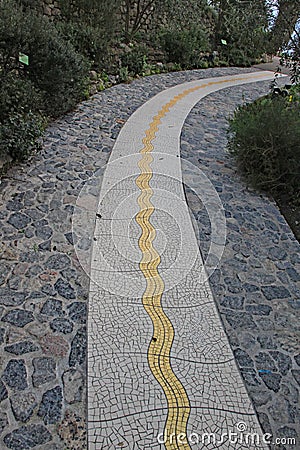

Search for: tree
xmin=123 ymin=0 xmax=156 ymax=42
xmin=210 ymin=0 xmax=269 ymax=63
xmin=158 ymin=0 xmax=215 ymax=32
xmin=267 ymin=0 xmax=300 ymax=53
xmin=121 ymin=0 xmax=214 ymax=42
xmin=266 ymin=0 xmax=300 ymax=83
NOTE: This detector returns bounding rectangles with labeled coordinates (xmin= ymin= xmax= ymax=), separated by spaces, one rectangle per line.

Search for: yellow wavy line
xmin=135 ymin=74 xmax=264 ymax=449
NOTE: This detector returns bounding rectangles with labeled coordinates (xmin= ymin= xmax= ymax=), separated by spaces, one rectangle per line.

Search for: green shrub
xmin=56 ymin=21 xmax=107 ymax=67
xmin=59 ymin=0 xmax=119 ymax=68
xmin=120 ymin=44 xmax=148 ymax=76
xmin=159 ymin=26 xmax=210 ymax=69
xmin=0 ymin=0 xmax=90 ymax=117
xmin=225 ymin=48 xmax=252 ymax=67
xmin=0 ymin=75 xmax=42 ymax=121
xmin=0 ymin=112 xmax=44 ymax=161
xmin=118 ymin=66 xmax=129 ymax=83
xmin=56 ymin=19 xmax=119 ymax=71
xmin=0 ymin=75 xmax=44 ymax=162
xmin=27 ymin=18 xmax=90 ymax=116
xmin=228 ymin=95 xmax=300 ymax=195
xmin=0 ymin=0 xmax=28 ymax=73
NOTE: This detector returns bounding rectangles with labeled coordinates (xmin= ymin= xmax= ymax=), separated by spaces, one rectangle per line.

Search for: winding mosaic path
xmin=0 ymin=67 xmax=299 ymax=450
xmin=86 ymin=72 xmax=279 ymax=449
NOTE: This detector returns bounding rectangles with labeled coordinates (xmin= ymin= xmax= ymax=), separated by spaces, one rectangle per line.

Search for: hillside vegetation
xmin=0 ymin=0 xmax=299 ymax=163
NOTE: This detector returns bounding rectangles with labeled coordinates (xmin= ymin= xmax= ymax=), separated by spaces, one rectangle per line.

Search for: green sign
xmin=19 ymin=53 xmax=29 ymax=65
xmin=221 ymin=39 xmax=227 ymax=45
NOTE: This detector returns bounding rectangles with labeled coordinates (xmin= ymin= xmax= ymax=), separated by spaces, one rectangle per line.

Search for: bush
xmin=0 ymin=0 xmax=90 ymax=117
xmin=0 ymin=112 xmax=44 ymax=161
xmin=0 ymin=75 xmax=44 ymax=161
xmin=59 ymin=0 xmax=119 ymax=69
xmin=0 ymin=75 xmax=42 ymax=121
xmin=0 ymin=0 xmax=89 ymax=163
xmin=0 ymin=0 xmax=28 ymax=73
xmin=56 ymin=21 xmax=108 ymax=68
xmin=228 ymin=94 xmax=300 ymax=195
xmin=120 ymin=44 xmax=148 ymax=76
xmin=27 ymin=18 xmax=90 ymax=116
xmin=159 ymin=26 xmax=210 ymax=69
xmin=225 ymin=48 xmax=252 ymax=67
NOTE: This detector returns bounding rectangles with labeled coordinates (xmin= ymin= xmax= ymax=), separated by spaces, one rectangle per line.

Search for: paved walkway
xmin=0 ymin=67 xmax=299 ymax=450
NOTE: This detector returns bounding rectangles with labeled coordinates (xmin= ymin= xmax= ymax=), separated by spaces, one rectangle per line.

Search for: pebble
xmin=0 ymin=290 xmax=26 ymax=307
xmin=1 ymin=309 xmax=34 ymax=327
xmin=69 ymin=327 xmax=87 ymax=367
xmin=40 ymin=334 xmax=69 ymax=357
xmin=67 ymin=302 xmax=87 ymax=324
xmin=0 ymin=381 xmax=8 ymax=402
xmin=45 ymin=254 xmax=71 ymax=270
xmin=62 ymin=369 xmax=84 ymax=404
xmin=50 ymin=318 xmax=73 ymax=334
xmin=54 ymin=278 xmax=76 ymax=300
xmin=8 ymin=213 xmax=31 ymax=230
xmin=261 ymin=285 xmax=291 ymax=300
xmin=259 ymin=372 xmax=282 ymax=392
xmin=0 ymin=412 xmax=8 ymax=434
xmin=40 ymin=298 xmax=64 ymax=317
xmin=4 ymin=341 xmax=39 ymax=355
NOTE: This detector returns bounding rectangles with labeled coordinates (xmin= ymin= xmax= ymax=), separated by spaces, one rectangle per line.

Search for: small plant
xmin=225 ymin=48 xmax=252 ymax=67
xmin=26 ymin=16 xmax=90 ymax=117
xmin=118 ymin=66 xmax=129 ymax=83
xmin=0 ymin=74 xmax=45 ymax=162
xmin=56 ymin=21 xmax=110 ymax=69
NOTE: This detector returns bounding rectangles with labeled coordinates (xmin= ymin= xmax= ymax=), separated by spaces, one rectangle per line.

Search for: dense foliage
xmin=0 ymin=0 xmax=89 ymax=162
xmin=58 ymin=0 xmax=120 ymax=68
xmin=228 ymin=88 xmax=300 ymax=197
xmin=159 ymin=26 xmax=210 ymax=69
xmin=0 ymin=0 xmax=299 ymax=164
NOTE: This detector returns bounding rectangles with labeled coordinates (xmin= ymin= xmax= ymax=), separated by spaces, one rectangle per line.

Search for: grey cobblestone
xmin=10 ymin=391 xmax=38 ymax=422
xmin=2 ymin=359 xmax=28 ymax=390
xmin=4 ymin=340 xmax=39 ymax=355
xmin=38 ymin=386 xmax=63 ymax=425
xmin=0 ymin=412 xmax=8 ymax=435
xmin=32 ymin=357 xmax=56 ymax=387
xmin=4 ymin=424 xmax=52 ymax=449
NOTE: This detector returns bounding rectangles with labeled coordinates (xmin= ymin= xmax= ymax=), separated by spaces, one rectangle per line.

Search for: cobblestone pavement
xmin=0 ymin=67 xmax=299 ymax=449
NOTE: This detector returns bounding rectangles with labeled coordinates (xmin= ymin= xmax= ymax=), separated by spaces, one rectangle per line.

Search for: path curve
xmin=87 ymin=72 xmax=277 ymax=449
xmin=0 ymin=67 xmax=299 ymax=450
